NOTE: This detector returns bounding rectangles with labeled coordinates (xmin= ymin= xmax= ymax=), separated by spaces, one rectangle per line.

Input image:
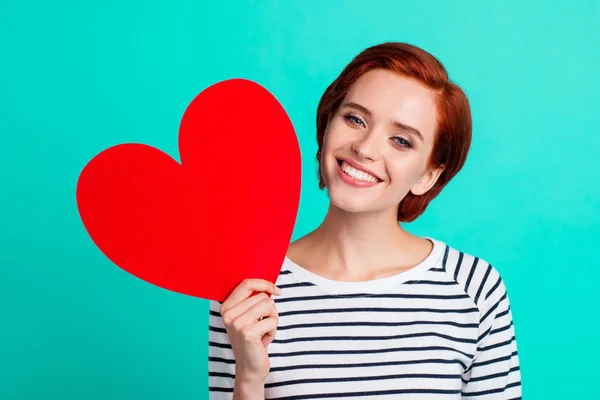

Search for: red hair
xmin=315 ymin=42 xmax=472 ymax=222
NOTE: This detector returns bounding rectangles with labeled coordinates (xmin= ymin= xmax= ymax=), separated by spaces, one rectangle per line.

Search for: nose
xmin=351 ymin=130 xmax=381 ymax=161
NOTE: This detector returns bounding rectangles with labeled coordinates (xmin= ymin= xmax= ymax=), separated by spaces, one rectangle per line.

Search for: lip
xmin=337 ymin=157 xmax=383 ymax=181
xmin=336 ymin=158 xmax=383 ymax=188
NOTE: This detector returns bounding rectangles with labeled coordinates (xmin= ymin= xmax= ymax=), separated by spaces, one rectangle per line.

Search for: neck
xmin=309 ymin=202 xmax=419 ymax=280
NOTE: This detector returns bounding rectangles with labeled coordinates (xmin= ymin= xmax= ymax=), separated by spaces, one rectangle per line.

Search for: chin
xmin=326 ymin=184 xmax=379 ymax=214
xmin=325 ymin=177 xmax=407 ymax=218
xmin=330 ymin=197 xmax=366 ymax=213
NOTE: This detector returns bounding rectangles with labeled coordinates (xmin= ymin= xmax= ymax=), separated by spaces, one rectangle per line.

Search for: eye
xmin=392 ymin=136 xmax=414 ymax=149
xmin=343 ymin=113 xmax=366 ymax=127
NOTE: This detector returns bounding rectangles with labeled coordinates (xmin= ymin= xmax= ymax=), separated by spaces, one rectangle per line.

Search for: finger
xmin=235 ymin=297 xmax=277 ymax=328
xmin=222 ymin=292 xmax=268 ymax=324
xmin=260 ymin=315 xmax=278 ymax=347
xmin=221 ymin=279 xmax=281 ymax=313
xmin=241 ymin=306 xmax=278 ymax=346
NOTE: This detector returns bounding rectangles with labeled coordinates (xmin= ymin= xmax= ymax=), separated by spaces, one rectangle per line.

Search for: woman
xmin=208 ymin=42 xmax=521 ymax=399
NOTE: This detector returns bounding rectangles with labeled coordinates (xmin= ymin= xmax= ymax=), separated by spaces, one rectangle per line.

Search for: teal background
xmin=2 ymin=0 xmax=598 ymax=398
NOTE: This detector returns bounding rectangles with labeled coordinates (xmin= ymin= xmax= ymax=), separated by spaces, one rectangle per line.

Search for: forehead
xmin=344 ymin=69 xmax=438 ymax=139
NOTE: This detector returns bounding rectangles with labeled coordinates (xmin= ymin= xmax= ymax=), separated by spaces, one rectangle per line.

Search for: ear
xmin=410 ymin=165 xmax=445 ymax=196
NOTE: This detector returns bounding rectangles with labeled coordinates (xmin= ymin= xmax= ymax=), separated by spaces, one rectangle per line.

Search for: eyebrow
xmin=341 ymin=101 xmax=425 ymax=142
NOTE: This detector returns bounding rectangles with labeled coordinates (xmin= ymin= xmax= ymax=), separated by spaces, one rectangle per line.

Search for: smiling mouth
xmin=337 ymin=159 xmax=382 ymax=183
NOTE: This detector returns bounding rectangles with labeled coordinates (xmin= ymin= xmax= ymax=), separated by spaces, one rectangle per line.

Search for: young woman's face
xmin=321 ymin=68 xmax=443 ymax=215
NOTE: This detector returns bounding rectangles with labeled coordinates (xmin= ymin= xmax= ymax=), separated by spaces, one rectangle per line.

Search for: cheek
xmin=319 ymin=131 xmax=335 ymax=179
xmin=323 ymin=119 xmax=351 ymax=148
xmin=321 ymin=129 xmax=344 ymax=163
xmin=387 ymin=156 xmax=427 ymax=186
xmin=320 ymin=134 xmax=333 ymax=165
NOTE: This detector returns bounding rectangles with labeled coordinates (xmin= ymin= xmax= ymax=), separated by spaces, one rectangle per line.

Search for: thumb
xmin=261 ymin=331 xmax=276 ymax=347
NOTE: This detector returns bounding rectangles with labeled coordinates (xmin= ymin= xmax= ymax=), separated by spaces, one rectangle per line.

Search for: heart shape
xmin=76 ymin=78 xmax=301 ymax=302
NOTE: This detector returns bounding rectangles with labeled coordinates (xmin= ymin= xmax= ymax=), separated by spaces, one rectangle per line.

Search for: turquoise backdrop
xmin=2 ymin=1 xmax=599 ymax=398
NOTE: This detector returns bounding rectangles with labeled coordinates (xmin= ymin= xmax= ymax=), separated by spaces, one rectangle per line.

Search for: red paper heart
xmin=76 ymin=78 xmax=301 ymax=302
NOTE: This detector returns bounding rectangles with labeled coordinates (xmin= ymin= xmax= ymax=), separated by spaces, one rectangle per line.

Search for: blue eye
xmin=344 ymin=114 xmax=366 ymax=127
xmin=393 ymin=136 xmax=414 ymax=149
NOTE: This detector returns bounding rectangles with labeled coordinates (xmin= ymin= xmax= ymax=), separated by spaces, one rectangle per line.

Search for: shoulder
xmin=436 ymin=240 xmax=509 ymax=312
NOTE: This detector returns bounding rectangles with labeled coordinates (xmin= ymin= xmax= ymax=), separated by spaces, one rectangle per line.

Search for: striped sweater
xmin=208 ymin=238 xmax=522 ymax=399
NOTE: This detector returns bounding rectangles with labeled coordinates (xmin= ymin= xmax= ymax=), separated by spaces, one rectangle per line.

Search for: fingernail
xmin=275 ymin=287 xmax=283 ymax=295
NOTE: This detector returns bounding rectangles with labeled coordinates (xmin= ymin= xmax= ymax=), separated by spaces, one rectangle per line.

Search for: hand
xmin=220 ymin=278 xmax=282 ymax=385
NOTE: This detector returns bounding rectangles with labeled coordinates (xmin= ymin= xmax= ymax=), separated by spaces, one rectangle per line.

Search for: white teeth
xmin=341 ymin=161 xmax=379 ymax=183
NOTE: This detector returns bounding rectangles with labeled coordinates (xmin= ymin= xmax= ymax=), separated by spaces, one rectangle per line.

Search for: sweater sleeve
xmin=207 ymin=299 xmax=235 ymax=399
xmin=461 ymin=274 xmax=522 ymax=399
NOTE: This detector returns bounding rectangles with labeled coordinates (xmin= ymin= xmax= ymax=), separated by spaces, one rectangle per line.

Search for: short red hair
xmin=315 ymin=42 xmax=472 ymax=222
